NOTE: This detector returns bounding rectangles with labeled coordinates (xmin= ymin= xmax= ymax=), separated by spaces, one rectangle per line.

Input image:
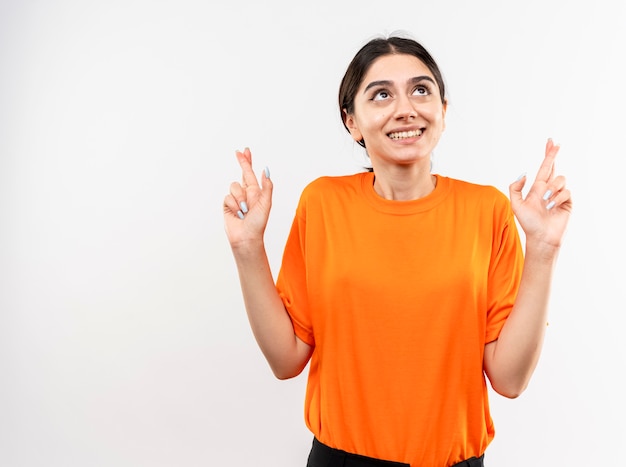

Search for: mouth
xmin=387 ymin=129 xmax=424 ymax=140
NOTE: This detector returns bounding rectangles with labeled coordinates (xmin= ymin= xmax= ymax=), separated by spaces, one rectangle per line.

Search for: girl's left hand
xmin=509 ymin=139 xmax=573 ymax=248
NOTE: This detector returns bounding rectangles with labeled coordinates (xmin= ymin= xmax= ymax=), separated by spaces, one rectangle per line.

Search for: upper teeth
xmin=389 ymin=130 xmax=423 ymax=140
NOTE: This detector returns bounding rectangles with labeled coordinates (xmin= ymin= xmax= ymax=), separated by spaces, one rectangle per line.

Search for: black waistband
xmin=307 ymin=438 xmax=484 ymax=467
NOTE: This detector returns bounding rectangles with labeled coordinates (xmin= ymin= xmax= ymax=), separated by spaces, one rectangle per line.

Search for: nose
xmin=394 ymin=94 xmax=417 ymax=120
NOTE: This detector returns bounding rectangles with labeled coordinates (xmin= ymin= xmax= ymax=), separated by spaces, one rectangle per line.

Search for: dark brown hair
xmin=338 ymin=35 xmax=447 ymax=148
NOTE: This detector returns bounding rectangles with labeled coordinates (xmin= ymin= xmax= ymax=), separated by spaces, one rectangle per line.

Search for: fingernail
xmin=240 ymin=201 xmax=248 ymax=213
xmin=264 ymin=166 xmax=270 ymax=179
xmin=516 ymin=173 xmax=526 ymax=181
xmin=542 ymin=189 xmax=552 ymax=200
xmin=546 ymin=201 xmax=556 ymax=210
xmin=237 ymin=210 xmax=244 ymax=220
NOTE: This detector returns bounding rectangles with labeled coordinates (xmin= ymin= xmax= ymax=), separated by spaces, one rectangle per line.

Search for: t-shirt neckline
xmin=359 ymin=171 xmax=451 ymax=215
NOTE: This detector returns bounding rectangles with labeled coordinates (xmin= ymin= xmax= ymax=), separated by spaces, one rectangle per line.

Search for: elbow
xmin=491 ymin=379 xmax=529 ymax=399
xmin=270 ymin=361 xmax=307 ymax=380
xmin=495 ymin=388 xmax=523 ymax=399
xmin=263 ymin=338 xmax=312 ymax=380
xmin=274 ymin=371 xmax=298 ymax=381
xmin=484 ymin=349 xmax=535 ymax=399
xmin=272 ymin=367 xmax=303 ymax=380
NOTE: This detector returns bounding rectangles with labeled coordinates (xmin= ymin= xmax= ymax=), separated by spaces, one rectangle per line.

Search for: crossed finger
xmin=534 ymin=139 xmax=559 ymax=184
xmin=237 ymin=148 xmax=260 ymax=190
xmin=224 ymin=148 xmax=258 ymax=220
xmin=532 ymin=139 xmax=572 ymax=211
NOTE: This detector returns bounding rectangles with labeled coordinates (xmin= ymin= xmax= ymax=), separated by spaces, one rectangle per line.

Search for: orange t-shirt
xmin=276 ymin=172 xmax=524 ymax=467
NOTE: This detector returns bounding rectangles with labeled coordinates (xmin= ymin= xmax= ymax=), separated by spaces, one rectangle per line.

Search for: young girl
xmin=223 ymin=35 xmax=572 ymax=467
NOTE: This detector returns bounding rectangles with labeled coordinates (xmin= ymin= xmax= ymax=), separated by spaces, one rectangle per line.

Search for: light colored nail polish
xmin=237 ymin=210 xmax=244 ymax=220
xmin=546 ymin=201 xmax=556 ymax=210
xmin=516 ymin=173 xmax=526 ymax=182
xmin=264 ymin=166 xmax=270 ymax=179
xmin=240 ymin=201 xmax=248 ymax=213
xmin=542 ymin=189 xmax=552 ymax=200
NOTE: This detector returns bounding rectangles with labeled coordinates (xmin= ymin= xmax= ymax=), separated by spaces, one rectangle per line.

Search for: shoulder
xmin=300 ymin=172 xmax=367 ymax=200
xmin=442 ymin=176 xmax=514 ymax=224
xmin=445 ymin=176 xmax=510 ymax=206
xmin=294 ymin=173 xmax=368 ymax=219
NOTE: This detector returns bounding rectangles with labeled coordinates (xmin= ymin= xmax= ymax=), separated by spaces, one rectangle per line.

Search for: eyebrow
xmin=363 ymin=75 xmax=436 ymax=94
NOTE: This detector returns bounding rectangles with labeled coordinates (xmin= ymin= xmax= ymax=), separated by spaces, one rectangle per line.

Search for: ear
xmin=343 ymin=109 xmax=363 ymax=143
xmin=442 ymin=99 xmax=448 ymax=131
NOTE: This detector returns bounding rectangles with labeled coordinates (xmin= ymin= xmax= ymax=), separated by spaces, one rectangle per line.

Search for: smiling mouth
xmin=388 ymin=129 xmax=424 ymax=140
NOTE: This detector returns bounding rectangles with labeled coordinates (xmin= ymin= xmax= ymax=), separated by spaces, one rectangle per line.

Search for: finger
xmin=546 ymin=174 xmax=567 ymax=196
xmin=260 ymin=165 xmax=273 ymax=205
xmin=235 ymin=147 xmax=260 ymax=189
xmin=229 ymin=181 xmax=249 ymax=215
xmin=509 ymin=173 xmax=527 ymax=206
xmin=541 ymin=175 xmax=567 ymax=207
xmin=534 ymin=139 xmax=560 ymax=183
xmin=223 ymin=193 xmax=245 ymax=219
xmin=546 ymin=188 xmax=572 ymax=212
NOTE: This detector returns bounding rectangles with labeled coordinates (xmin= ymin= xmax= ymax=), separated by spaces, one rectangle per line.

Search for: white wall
xmin=1 ymin=1 xmax=624 ymax=466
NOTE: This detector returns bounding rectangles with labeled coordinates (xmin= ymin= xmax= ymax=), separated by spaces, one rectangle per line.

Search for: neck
xmin=372 ymin=165 xmax=437 ymax=201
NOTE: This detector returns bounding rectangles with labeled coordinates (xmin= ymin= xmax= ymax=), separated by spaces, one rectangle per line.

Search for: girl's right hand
xmin=223 ymin=148 xmax=273 ymax=249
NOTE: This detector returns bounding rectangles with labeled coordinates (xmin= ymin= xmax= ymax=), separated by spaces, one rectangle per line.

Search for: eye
xmin=413 ymin=85 xmax=431 ymax=96
xmin=372 ymin=90 xmax=390 ymax=101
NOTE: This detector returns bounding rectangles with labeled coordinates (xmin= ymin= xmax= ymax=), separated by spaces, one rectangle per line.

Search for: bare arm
xmin=224 ymin=148 xmax=312 ymax=379
xmin=484 ymin=139 xmax=572 ymax=398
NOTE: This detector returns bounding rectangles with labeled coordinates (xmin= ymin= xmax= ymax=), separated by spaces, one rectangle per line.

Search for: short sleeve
xmin=485 ymin=198 xmax=524 ymax=343
xmin=276 ymin=197 xmax=315 ymax=347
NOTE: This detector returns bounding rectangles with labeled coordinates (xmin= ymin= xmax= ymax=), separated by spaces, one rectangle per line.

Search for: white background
xmin=1 ymin=1 xmax=625 ymax=466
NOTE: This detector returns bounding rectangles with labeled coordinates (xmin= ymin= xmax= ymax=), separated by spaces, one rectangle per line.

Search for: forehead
xmin=361 ymin=53 xmax=433 ymax=87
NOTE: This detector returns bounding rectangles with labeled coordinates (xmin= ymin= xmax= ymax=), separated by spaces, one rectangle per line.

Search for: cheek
xmin=426 ymin=113 xmax=445 ymax=140
xmin=429 ymin=111 xmax=444 ymax=129
xmin=367 ymin=113 xmax=387 ymax=130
